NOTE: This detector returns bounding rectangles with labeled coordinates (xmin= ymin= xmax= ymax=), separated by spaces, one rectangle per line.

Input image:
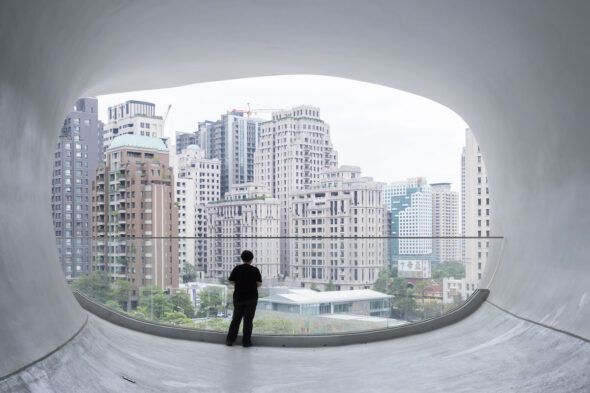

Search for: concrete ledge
xmin=74 ymin=289 xmax=489 ymax=347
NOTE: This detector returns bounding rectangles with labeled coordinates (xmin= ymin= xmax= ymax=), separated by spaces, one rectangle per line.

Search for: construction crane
xmin=162 ymin=104 xmax=172 ymax=126
xmin=230 ymin=103 xmax=283 ymax=118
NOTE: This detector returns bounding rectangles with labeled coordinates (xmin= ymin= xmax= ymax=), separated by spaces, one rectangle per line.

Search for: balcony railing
xmin=62 ymin=236 xmax=502 ymax=336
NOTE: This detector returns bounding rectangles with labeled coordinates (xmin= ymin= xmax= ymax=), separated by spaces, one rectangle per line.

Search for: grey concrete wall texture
xmin=0 ymin=0 xmax=589 ymax=389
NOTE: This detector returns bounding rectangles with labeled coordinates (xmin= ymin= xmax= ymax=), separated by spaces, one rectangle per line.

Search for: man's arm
xmin=228 ymin=268 xmax=236 ymax=285
xmin=256 ymin=268 xmax=262 ymax=287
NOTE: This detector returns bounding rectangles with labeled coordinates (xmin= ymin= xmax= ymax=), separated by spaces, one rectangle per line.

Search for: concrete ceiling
xmin=1 ymin=0 xmax=589 ymax=385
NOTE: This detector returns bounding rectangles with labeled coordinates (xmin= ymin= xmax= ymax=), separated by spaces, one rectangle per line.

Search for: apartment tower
xmin=206 ymin=183 xmax=280 ymax=279
xmin=91 ymin=134 xmax=179 ymax=291
xmin=196 ymin=111 xmax=260 ymax=196
xmin=289 ymin=166 xmax=387 ymax=290
xmin=431 ymin=183 xmax=460 ymax=263
xmin=254 ymin=105 xmax=338 ymax=273
xmin=461 ymin=128 xmax=491 ymax=291
xmin=52 ymin=97 xmax=103 ymax=279
xmin=175 ymin=145 xmax=220 ymax=275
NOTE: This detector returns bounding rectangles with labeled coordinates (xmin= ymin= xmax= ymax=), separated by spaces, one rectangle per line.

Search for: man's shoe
xmin=225 ymin=340 xmax=234 ymax=346
xmin=242 ymin=341 xmax=252 ymax=348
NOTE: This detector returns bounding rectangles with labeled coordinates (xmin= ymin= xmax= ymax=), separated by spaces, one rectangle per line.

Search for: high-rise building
xmin=206 ymin=183 xmax=280 ymax=279
xmin=101 ymin=100 xmax=165 ymax=158
xmin=289 ymin=166 xmax=387 ymax=290
xmin=384 ymin=178 xmax=432 ymax=266
xmin=254 ymin=105 xmax=338 ymax=273
xmin=175 ymin=145 xmax=220 ymax=274
xmin=52 ymin=97 xmax=103 ymax=279
xmin=431 ymin=183 xmax=460 ymax=263
xmin=175 ymin=131 xmax=198 ymax=154
xmin=461 ymin=128 xmax=491 ymax=291
xmin=196 ymin=111 xmax=260 ymax=196
xmin=91 ymin=134 xmax=179 ymax=291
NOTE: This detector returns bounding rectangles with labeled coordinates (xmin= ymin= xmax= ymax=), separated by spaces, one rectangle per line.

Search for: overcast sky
xmin=98 ymin=75 xmax=468 ymax=191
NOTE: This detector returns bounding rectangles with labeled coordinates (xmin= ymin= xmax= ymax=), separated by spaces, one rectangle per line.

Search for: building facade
xmin=91 ymin=134 xmax=179 ymax=291
xmin=384 ymin=178 xmax=432 ymax=265
xmin=206 ymin=183 xmax=281 ymax=280
xmin=461 ymin=128 xmax=491 ymax=291
xmin=175 ymin=131 xmax=198 ymax=154
xmin=196 ymin=112 xmax=260 ymax=196
xmin=288 ymin=166 xmax=387 ymax=290
xmin=431 ymin=183 xmax=460 ymax=263
xmin=175 ymin=145 xmax=220 ymax=274
xmin=254 ymin=105 xmax=338 ymax=273
xmin=52 ymin=97 xmax=103 ymax=279
xmin=101 ymin=100 xmax=165 ymax=158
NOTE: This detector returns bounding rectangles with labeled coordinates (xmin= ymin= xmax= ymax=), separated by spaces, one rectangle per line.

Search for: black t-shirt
xmin=229 ymin=263 xmax=262 ymax=302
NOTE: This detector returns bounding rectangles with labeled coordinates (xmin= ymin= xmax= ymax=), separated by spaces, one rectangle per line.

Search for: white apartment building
xmin=289 ymin=166 xmax=387 ymax=290
xmin=431 ymin=183 xmax=460 ymax=263
xmin=102 ymin=100 xmax=165 ymax=158
xmin=384 ymin=178 xmax=432 ymax=264
xmin=206 ymin=183 xmax=281 ymax=280
xmin=254 ymin=105 xmax=338 ymax=273
xmin=462 ymin=128 xmax=491 ymax=291
xmin=175 ymin=145 xmax=220 ymax=273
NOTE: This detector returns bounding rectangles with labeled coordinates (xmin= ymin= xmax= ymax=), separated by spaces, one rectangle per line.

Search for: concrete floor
xmin=2 ymin=303 xmax=588 ymax=393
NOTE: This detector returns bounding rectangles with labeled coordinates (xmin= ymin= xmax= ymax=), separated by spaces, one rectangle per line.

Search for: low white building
xmin=288 ymin=166 xmax=388 ymax=290
xmin=206 ymin=183 xmax=281 ymax=280
xmin=442 ymin=277 xmax=472 ymax=304
xmin=258 ymin=288 xmax=392 ymax=317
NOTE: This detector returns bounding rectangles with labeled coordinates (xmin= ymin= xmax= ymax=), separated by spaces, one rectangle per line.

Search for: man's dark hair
xmin=241 ymin=250 xmax=254 ymax=263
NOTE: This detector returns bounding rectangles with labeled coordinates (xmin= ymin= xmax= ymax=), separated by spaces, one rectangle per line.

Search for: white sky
xmin=98 ymin=75 xmax=468 ymax=191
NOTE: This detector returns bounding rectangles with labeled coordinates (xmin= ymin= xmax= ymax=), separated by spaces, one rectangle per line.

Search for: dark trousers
xmin=226 ymin=299 xmax=257 ymax=344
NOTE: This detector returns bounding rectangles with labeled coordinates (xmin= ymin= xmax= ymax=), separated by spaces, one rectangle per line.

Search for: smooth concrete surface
xmin=1 ymin=304 xmax=589 ymax=393
xmin=74 ymin=289 xmax=490 ymax=347
xmin=1 ymin=0 xmax=590 ymax=388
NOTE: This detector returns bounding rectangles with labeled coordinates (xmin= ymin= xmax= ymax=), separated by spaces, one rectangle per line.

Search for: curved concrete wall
xmin=1 ymin=0 xmax=589 ymax=378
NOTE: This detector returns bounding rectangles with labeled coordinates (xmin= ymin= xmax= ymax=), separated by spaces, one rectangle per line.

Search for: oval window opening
xmin=52 ymin=75 xmax=498 ymax=335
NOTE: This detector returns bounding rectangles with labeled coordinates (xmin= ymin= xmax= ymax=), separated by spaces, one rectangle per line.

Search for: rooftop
xmin=260 ymin=288 xmax=392 ymax=305
xmin=109 ymin=134 xmax=168 ymax=152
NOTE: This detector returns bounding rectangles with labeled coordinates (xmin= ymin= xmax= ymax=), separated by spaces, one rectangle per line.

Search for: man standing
xmin=226 ymin=250 xmax=262 ymax=347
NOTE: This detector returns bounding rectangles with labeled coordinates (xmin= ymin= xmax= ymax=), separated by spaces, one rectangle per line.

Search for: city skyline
xmin=97 ymin=74 xmax=468 ymax=191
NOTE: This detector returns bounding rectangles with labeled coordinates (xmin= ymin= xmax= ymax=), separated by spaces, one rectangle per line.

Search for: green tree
xmin=373 ymin=269 xmax=390 ymax=293
xmin=196 ymin=288 xmax=225 ymax=317
xmin=105 ymin=299 xmax=123 ymax=312
xmin=138 ymin=286 xmax=172 ymax=321
xmin=432 ymin=261 xmax=465 ymax=279
xmin=169 ymin=292 xmax=195 ymax=318
xmin=162 ymin=311 xmax=193 ymax=326
xmin=70 ymin=271 xmax=111 ymax=302
xmin=390 ymin=277 xmax=417 ymax=319
xmin=109 ymin=279 xmax=133 ymax=311
xmin=182 ymin=263 xmax=197 ymax=283
xmin=325 ymin=280 xmax=336 ymax=291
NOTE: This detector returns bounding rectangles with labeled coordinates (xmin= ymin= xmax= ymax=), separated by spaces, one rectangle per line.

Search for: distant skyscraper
xmin=431 ymin=183 xmax=460 ymax=263
xmin=461 ymin=128 xmax=491 ymax=291
xmin=101 ymin=100 xmax=165 ymax=158
xmin=206 ymin=183 xmax=281 ymax=280
xmin=254 ymin=105 xmax=338 ymax=274
xmin=175 ymin=131 xmax=198 ymax=154
xmin=175 ymin=145 xmax=220 ymax=274
xmin=196 ymin=111 xmax=260 ymax=196
xmin=384 ymin=178 xmax=432 ymax=265
xmin=91 ymin=134 xmax=179 ymax=291
xmin=52 ymin=97 xmax=103 ymax=279
xmin=289 ymin=166 xmax=387 ymax=290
